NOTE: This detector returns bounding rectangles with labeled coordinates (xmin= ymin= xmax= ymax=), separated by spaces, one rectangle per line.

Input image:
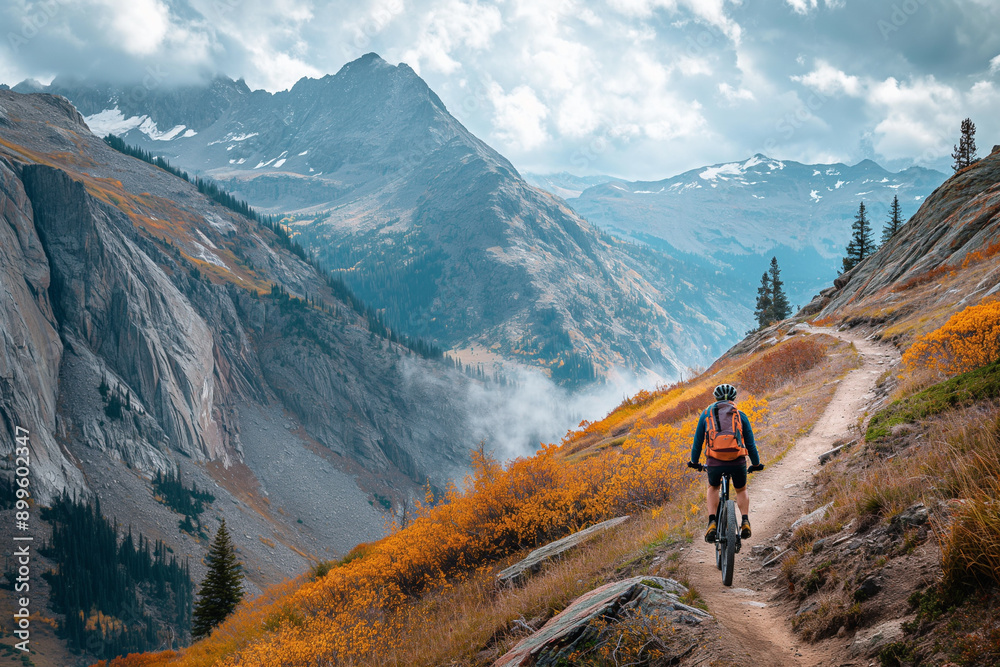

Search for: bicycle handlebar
xmin=686 ymin=462 xmax=765 ymax=473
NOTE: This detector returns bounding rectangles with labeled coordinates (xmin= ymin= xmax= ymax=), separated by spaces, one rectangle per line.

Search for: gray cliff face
xmin=22 ymin=164 xmax=225 ymax=463
xmin=0 ymin=88 xmax=473 ymax=554
xmin=0 ymin=159 xmax=85 ymax=498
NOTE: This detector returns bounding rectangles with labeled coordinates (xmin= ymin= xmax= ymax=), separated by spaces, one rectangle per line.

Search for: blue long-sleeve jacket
xmin=690 ymin=402 xmax=760 ymax=466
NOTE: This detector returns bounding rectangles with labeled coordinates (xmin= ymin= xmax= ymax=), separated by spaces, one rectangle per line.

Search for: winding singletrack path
xmin=680 ymin=326 xmax=900 ymax=666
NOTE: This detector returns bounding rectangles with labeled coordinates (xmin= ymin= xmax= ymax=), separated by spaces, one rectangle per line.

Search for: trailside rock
xmin=494 ymin=576 xmax=708 ymax=667
xmin=791 ymin=502 xmax=834 ymax=531
xmin=496 ymin=516 xmax=630 ymax=587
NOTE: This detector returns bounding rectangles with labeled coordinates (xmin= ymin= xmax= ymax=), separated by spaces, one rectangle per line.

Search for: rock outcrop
xmin=811 ymin=146 xmax=1000 ymax=319
xmin=494 ymin=576 xmax=709 ymax=667
xmin=496 ymin=516 xmax=630 ymax=587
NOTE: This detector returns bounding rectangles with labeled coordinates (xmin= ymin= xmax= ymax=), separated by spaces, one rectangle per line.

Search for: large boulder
xmin=494 ymin=576 xmax=710 ymax=667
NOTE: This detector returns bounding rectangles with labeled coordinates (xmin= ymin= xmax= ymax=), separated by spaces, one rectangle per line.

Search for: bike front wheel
xmin=721 ymin=499 xmax=738 ymax=586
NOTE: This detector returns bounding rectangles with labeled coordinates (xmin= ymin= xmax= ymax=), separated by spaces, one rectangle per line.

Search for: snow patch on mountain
xmin=192 ymin=241 xmax=226 ymax=268
xmin=207 ymin=132 xmax=259 ymax=146
xmin=699 ymin=155 xmax=785 ymax=181
xmin=84 ymin=107 xmax=187 ymax=141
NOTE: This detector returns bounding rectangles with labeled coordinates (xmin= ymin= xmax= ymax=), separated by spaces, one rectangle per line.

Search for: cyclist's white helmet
xmin=714 ymin=384 xmax=737 ymax=401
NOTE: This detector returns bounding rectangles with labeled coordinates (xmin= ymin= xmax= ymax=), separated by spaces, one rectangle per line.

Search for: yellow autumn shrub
xmin=902 ymin=299 xmax=1000 ymax=376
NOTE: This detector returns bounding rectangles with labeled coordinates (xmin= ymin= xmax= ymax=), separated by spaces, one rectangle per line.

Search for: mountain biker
xmin=687 ymin=384 xmax=763 ymax=543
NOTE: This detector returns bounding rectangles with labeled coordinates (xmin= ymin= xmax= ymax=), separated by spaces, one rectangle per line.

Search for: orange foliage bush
xmin=893 ymin=264 xmax=953 ymax=292
xmin=737 ymin=338 xmax=825 ymax=396
xmin=648 ymin=389 xmax=714 ymax=426
xmin=120 ymin=418 xmax=734 ymax=667
xmin=902 ymin=299 xmax=1000 ymax=376
xmin=960 ymin=238 xmax=1000 ymax=269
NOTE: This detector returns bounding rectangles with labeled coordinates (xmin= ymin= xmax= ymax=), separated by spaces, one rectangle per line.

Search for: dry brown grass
xmin=367 ymin=504 xmax=695 ymax=667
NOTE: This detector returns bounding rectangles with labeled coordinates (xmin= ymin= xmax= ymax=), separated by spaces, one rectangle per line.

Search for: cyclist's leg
xmin=731 ymin=464 xmax=749 ymax=515
xmin=707 ymin=483 xmax=720 ymax=517
xmin=706 ymin=467 xmax=723 ymax=517
xmin=735 ymin=486 xmax=749 ymax=515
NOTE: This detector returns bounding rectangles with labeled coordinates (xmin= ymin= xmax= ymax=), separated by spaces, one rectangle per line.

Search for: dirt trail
xmin=680 ymin=326 xmax=900 ymax=666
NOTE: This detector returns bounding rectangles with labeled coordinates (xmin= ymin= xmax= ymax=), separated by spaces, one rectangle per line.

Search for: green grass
xmin=866 ymin=359 xmax=1000 ymax=441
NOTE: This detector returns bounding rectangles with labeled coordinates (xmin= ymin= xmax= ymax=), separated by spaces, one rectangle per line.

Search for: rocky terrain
xmin=0 ymin=88 xmax=481 ymax=588
xmin=23 ymin=56 xmax=749 ymax=380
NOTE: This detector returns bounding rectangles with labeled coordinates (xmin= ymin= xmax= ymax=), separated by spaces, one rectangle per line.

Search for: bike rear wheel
xmin=721 ymin=499 xmax=738 ymax=586
xmin=715 ymin=501 xmax=724 ymax=570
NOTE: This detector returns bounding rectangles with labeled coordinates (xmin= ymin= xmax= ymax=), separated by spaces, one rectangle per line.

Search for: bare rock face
xmin=813 ymin=147 xmax=1000 ymax=317
xmin=0 ymin=158 xmax=85 ymax=499
xmin=22 ymin=164 xmax=225 ymax=462
xmin=494 ymin=576 xmax=709 ymax=667
xmin=0 ymin=88 xmax=476 ymax=518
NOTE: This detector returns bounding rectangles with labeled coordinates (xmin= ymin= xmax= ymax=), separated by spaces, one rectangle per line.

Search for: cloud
xmin=868 ymin=76 xmax=962 ymax=162
xmin=784 ymin=0 xmax=844 ymax=14
xmin=402 ymin=358 xmax=664 ymax=460
xmin=718 ymin=82 xmax=755 ymax=103
xmin=399 ymin=0 xmax=502 ymax=75
xmin=487 ymin=82 xmax=550 ymax=150
xmin=95 ymin=0 xmax=171 ymax=56
xmin=2 ymin=0 xmax=999 ymax=176
xmin=792 ymin=61 xmax=863 ymax=97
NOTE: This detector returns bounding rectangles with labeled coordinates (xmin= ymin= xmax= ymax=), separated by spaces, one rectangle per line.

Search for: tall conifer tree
xmin=191 ymin=519 xmax=244 ymax=639
xmin=768 ymin=257 xmax=791 ymax=322
xmin=881 ymin=195 xmax=903 ymax=245
xmin=753 ymin=271 xmax=772 ymax=329
xmin=951 ymin=117 xmax=978 ymax=172
xmin=842 ymin=201 xmax=874 ymax=273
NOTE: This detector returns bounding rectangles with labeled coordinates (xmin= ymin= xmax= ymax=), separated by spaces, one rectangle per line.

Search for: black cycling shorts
xmin=706 ymin=463 xmax=747 ymax=490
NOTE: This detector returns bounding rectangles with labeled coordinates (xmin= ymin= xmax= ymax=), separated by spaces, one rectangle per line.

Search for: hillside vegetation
xmin=101 ymin=326 xmax=858 ymax=666
xmin=773 ymin=148 xmax=1000 ymax=664
xmin=98 ymin=147 xmax=1000 ymax=667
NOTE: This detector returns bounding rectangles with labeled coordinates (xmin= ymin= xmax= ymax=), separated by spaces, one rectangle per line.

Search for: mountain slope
xmin=0 ymin=88 xmax=482 ymax=584
xmin=28 ymin=56 xmax=749 ymax=380
xmin=107 ymin=144 xmax=1000 ymax=667
xmin=563 ymin=155 xmax=947 ymax=308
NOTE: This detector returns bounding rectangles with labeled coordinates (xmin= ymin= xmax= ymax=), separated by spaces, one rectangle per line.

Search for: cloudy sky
xmin=2 ymin=0 xmax=999 ymax=178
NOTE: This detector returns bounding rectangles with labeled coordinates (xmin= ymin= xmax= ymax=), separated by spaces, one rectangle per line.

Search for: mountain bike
xmin=687 ymin=462 xmax=764 ymax=587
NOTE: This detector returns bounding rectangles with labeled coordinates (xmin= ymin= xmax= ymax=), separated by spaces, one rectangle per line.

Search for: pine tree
xmin=191 ymin=519 xmax=243 ymax=639
xmin=768 ymin=256 xmax=791 ymax=322
xmin=881 ymin=195 xmax=903 ymax=245
xmin=753 ymin=271 xmax=772 ymax=329
xmin=951 ymin=117 xmax=978 ymax=172
xmin=842 ymin=201 xmax=875 ymax=273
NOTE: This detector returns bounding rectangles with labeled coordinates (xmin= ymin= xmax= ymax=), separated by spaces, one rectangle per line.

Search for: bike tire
xmin=721 ymin=499 xmax=738 ymax=586
xmin=715 ymin=501 xmax=725 ymax=570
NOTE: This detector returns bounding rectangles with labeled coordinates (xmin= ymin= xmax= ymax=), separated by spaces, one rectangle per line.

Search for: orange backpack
xmin=706 ymin=401 xmax=748 ymax=461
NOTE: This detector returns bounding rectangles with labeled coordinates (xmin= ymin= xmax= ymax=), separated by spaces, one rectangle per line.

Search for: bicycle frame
xmin=714 ymin=471 xmax=741 ymax=586
xmin=718 ymin=474 xmax=742 ymax=541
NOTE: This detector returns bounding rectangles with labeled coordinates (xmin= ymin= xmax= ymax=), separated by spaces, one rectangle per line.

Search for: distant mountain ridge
xmin=544 ymin=154 xmax=947 ymax=309
xmin=24 ymin=54 xmax=750 ymax=381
